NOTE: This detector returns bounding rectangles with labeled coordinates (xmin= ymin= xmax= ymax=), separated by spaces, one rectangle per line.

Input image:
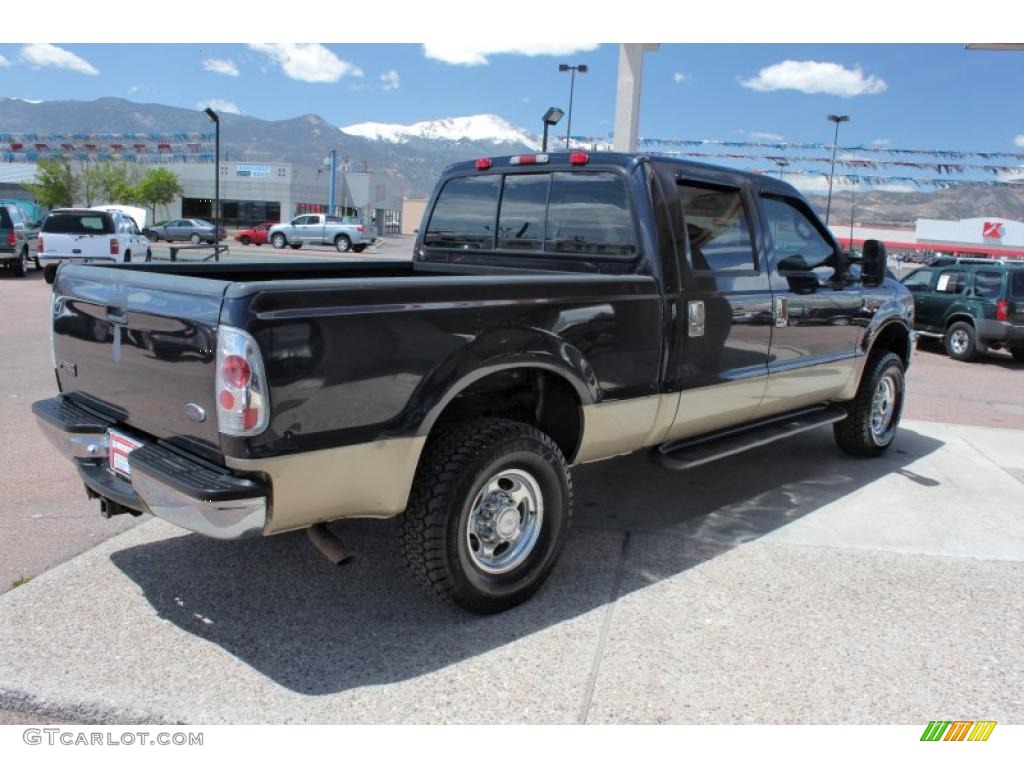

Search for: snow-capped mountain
xmin=341 ymin=115 xmax=541 ymax=151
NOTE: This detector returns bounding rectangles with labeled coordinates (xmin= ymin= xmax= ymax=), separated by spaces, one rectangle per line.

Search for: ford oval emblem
xmin=184 ymin=403 xmax=207 ymax=423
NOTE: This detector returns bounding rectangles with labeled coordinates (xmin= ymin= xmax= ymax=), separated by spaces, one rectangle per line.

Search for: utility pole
xmin=328 ymin=149 xmax=337 ymax=215
xmin=825 ymin=114 xmax=850 ymax=226
xmin=559 ymin=64 xmax=588 ymax=149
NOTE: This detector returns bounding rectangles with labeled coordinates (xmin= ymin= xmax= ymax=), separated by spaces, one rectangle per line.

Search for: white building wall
xmin=917 ymin=217 xmax=1024 ymax=248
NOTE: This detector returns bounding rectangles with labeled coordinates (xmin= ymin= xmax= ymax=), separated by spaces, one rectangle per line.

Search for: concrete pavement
xmin=0 ymin=419 xmax=1020 ymax=724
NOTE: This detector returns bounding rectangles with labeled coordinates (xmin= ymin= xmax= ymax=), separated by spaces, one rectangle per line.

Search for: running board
xmin=652 ymin=404 xmax=848 ymax=471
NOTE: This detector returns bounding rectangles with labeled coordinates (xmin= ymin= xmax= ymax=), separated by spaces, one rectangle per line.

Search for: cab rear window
xmin=42 ymin=212 xmax=114 ymax=235
xmin=425 ymin=170 xmax=636 ymax=257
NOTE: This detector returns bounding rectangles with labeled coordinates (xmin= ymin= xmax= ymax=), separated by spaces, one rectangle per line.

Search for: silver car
xmin=146 ymin=218 xmax=226 ymax=244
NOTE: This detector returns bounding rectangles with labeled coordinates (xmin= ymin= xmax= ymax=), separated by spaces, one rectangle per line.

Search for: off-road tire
xmin=834 ymin=351 xmax=905 ymax=457
xmin=944 ymin=321 xmax=977 ymax=362
xmin=400 ymin=417 xmax=573 ymax=614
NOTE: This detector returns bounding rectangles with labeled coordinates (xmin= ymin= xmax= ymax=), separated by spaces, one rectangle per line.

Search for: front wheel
xmin=189 ymin=233 xmax=201 ymax=245
xmin=944 ymin=321 xmax=977 ymax=362
xmin=271 ymin=233 xmax=287 ymax=249
xmin=401 ymin=418 xmax=573 ymax=614
xmin=239 ymin=235 xmax=251 ymax=246
xmin=148 ymin=231 xmax=159 ymax=242
xmin=834 ymin=351 xmax=905 ymax=457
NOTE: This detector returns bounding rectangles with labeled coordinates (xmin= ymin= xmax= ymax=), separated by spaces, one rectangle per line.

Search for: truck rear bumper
xmin=33 ymin=396 xmax=267 ymax=539
xmin=976 ymin=319 xmax=1024 ymax=345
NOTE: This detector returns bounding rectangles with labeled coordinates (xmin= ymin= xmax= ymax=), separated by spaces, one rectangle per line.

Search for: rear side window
xmin=497 ymin=174 xmax=548 ymax=251
xmin=425 ymin=175 xmax=500 ymax=249
xmin=678 ymin=183 xmax=756 ymax=272
xmin=546 ymin=172 xmax=636 ymax=256
xmin=974 ymin=271 xmax=1003 ymax=299
xmin=0 ymin=207 xmax=12 ymax=229
xmin=1011 ymin=271 xmax=1024 ymax=299
xmin=42 ymin=212 xmax=114 ymax=235
xmin=901 ymin=269 xmax=933 ymax=290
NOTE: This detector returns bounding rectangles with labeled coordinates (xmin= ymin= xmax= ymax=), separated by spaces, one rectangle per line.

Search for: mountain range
xmin=2 ymin=97 xmax=1023 ymax=225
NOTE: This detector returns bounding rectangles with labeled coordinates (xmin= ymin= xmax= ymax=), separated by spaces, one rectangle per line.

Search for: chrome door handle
xmin=688 ymin=300 xmax=705 ymax=337
xmin=774 ymin=296 xmax=789 ymax=328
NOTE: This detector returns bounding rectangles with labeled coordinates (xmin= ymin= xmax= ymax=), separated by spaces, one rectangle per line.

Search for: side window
xmin=935 ymin=270 xmax=967 ymax=294
xmin=901 ymin=269 xmax=934 ymax=291
xmin=1012 ymin=272 xmax=1024 ymax=299
xmin=546 ymin=172 xmax=636 ymax=256
xmin=424 ymin=175 xmax=501 ymax=249
xmin=974 ymin=271 xmax=1003 ymax=299
xmin=678 ymin=183 xmax=756 ymax=272
xmin=760 ymin=195 xmax=837 ymax=281
xmin=497 ymin=174 xmax=548 ymax=251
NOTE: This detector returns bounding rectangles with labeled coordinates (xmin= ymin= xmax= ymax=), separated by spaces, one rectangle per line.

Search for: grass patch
xmin=11 ymin=575 xmax=33 ymax=588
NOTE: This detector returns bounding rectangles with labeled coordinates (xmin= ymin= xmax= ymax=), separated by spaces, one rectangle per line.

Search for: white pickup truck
xmin=38 ymin=208 xmax=151 ymax=279
xmin=268 ymin=214 xmax=376 ymax=253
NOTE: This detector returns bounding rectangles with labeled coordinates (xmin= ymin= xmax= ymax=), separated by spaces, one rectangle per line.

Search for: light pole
xmin=825 ymin=114 xmax=849 ymax=226
xmin=558 ymin=64 xmax=587 ymax=149
xmin=541 ymin=107 xmax=564 ymax=153
xmin=203 ymin=107 xmax=220 ymax=243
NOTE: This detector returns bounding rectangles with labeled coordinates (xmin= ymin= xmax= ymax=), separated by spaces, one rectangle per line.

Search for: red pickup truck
xmin=234 ymin=221 xmax=276 ymax=246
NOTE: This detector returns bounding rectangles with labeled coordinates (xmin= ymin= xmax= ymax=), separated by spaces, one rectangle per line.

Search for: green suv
xmin=901 ymin=258 xmax=1024 ymax=362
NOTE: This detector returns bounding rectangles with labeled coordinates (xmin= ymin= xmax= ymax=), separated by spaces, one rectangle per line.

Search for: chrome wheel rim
xmin=871 ymin=374 xmax=898 ymax=438
xmin=466 ymin=468 xmax=543 ymax=575
xmin=950 ymin=328 xmax=969 ymax=355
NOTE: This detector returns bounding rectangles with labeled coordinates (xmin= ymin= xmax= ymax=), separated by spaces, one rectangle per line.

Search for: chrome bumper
xmin=33 ymin=396 xmax=267 ymax=540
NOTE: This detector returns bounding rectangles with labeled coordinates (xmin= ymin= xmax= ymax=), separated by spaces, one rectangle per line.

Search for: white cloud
xmin=520 ymin=96 xmax=530 ymax=103
xmin=750 ymin=131 xmax=785 ymax=142
xmin=203 ymin=58 xmax=239 ymax=77
xmin=740 ymin=60 xmax=886 ymax=97
xmin=380 ymin=69 xmax=400 ymax=90
xmin=0 ymin=55 xmax=10 ymax=68
xmin=422 ymin=43 xmax=598 ymax=66
xmin=249 ymin=43 xmax=362 ymax=83
xmin=673 ymin=72 xmax=688 ymax=84
xmin=1014 ymin=135 xmax=1024 ymax=148
xmin=20 ymin=43 xmax=99 ymax=76
xmin=871 ymin=138 xmax=891 ymax=146
xmin=195 ymin=98 xmax=241 ymax=115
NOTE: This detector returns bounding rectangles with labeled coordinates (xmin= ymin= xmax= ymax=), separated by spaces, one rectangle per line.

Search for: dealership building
xmin=831 ymin=217 xmax=1024 ymax=259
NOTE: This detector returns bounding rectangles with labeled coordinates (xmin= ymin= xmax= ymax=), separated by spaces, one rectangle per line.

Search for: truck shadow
xmin=110 ymin=426 xmax=943 ymax=696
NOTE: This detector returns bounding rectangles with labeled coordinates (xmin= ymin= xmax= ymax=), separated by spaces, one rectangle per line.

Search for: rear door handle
xmin=687 ymin=300 xmax=705 ymax=337
xmin=774 ymin=296 xmax=789 ymax=328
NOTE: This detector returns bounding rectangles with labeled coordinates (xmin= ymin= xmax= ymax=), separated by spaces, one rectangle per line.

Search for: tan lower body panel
xmin=575 ymin=393 xmax=678 ymax=464
xmin=663 ymin=375 xmax=769 ymax=443
xmin=226 ymin=436 xmax=426 ymax=535
xmin=756 ymin=357 xmax=857 ymax=420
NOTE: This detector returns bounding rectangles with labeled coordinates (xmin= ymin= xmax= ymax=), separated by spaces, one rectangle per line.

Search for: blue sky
xmin=1 ymin=43 xmax=1022 ymax=155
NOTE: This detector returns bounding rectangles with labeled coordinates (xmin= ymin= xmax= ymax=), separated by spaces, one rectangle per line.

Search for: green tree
xmin=25 ymin=158 xmax=78 ymax=209
xmin=135 ymin=168 xmax=183 ymax=224
xmin=97 ymin=162 xmax=144 ymax=204
xmin=79 ymin=162 xmax=107 ymax=207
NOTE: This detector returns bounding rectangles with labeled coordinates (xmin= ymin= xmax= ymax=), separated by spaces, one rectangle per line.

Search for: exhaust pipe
xmin=307 ymin=523 xmax=353 ymax=566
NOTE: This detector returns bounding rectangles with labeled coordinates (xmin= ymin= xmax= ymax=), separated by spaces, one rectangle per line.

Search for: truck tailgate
xmin=53 ymin=265 xmax=227 ymax=448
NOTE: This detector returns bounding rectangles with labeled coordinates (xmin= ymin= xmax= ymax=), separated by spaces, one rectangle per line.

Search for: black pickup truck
xmin=34 ymin=152 xmax=914 ymax=613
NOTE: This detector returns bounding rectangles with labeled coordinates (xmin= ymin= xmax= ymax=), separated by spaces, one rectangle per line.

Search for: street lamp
xmin=825 ymin=114 xmax=850 ymax=226
xmin=541 ymin=107 xmax=564 ymax=153
xmin=203 ymin=107 xmax=220 ymax=244
xmin=558 ymin=64 xmax=588 ymax=149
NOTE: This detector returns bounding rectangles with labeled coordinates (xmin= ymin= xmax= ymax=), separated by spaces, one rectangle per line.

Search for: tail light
xmin=996 ymin=300 xmax=1010 ymax=322
xmin=5 ymin=232 xmax=14 ymax=247
xmin=110 ymin=238 xmax=120 ymax=255
xmin=510 ymin=154 xmax=549 ymax=166
xmin=357 ymin=225 xmax=364 ymax=233
xmin=215 ymin=326 xmax=269 ymax=436
xmin=38 ymin=236 xmax=44 ymax=253
xmin=569 ymin=152 xmax=590 ymax=166
xmin=475 ymin=158 xmax=493 ymax=170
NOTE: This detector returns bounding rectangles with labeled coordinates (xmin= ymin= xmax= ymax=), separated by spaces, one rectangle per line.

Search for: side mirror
xmin=861 ymin=239 xmax=887 ymax=288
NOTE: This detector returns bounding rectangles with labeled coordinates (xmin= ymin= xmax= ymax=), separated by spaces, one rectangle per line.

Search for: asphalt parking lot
xmin=0 ymin=252 xmax=1022 ymax=724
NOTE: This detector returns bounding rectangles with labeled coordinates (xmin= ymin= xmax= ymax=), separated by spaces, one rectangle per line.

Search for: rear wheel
xmin=352 ymin=244 xmax=367 ymax=253
xmin=12 ymin=248 xmax=27 ymax=277
xmin=240 ymin=235 xmax=251 ymax=246
xmin=834 ymin=351 xmax=905 ymax=457
xmin=944 ymin=321 xmax=977 ymax=362
xmin=401 ymin=418 xmax=572 ymax=614
xmin=272 ymin=233 xmax=287 ymax=249
xmin=148 ymin=231 xmax=159 ymax=242
xmin=335 ymin=234 xmax=352 ymax=253
xmin=289 ymin=243 xmax=302 ymax=250
xmin=1011 ymin=347 xmax=1024 ymax=364
xmin=189 ymin=233 xmax=201 ymax=245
